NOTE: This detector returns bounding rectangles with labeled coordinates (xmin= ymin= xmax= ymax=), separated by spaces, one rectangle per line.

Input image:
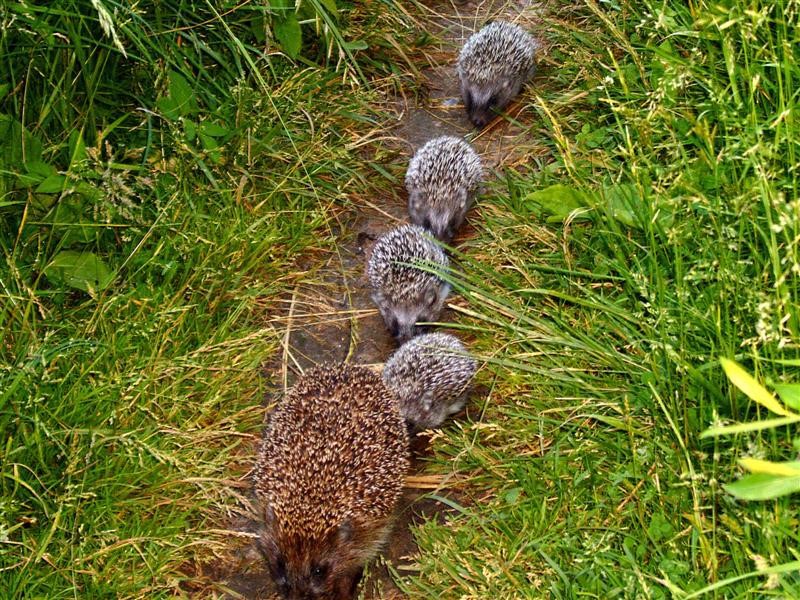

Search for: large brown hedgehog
xmin=254 ymin=364 xmax=409 ymax=600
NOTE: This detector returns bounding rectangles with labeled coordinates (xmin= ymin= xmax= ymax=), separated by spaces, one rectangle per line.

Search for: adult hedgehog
xmin=457 ymin=21 xmax=537 ymax=128
xmin=254 ymin=364 xmax=409 ymax=599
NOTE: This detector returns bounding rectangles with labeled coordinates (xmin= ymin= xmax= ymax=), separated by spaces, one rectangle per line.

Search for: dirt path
xmin=218 ymin=1 xmax=542 ymax=597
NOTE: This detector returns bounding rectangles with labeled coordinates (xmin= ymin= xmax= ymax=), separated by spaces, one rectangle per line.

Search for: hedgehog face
xmin=462 ymin=77 xmax=521 ymax=129
xmin=408 ymin=189 xmax=468 ymax=243
xmin=257 ymin=513 xmax=365 ymax=600
xmin=416 ymin=390 xmax=467 ymax=433
xmin=374 ymin=282 xmax=451 ymax=343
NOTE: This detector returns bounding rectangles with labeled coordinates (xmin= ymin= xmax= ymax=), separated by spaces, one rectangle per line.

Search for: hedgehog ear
xmin=458 ymin=188 xmax=468 ymax=211
xmin=336 ymin=519 xmax=354 ymax=543
xmin=424 ymin=288 xmax=438 ymax=308
xmin=255 ymin=506 xmax=279 ymax=558
xmin=463 ymin=88 xmax=473 ymax=112
xmin=263 ymin=504 xmax=276 ymax=527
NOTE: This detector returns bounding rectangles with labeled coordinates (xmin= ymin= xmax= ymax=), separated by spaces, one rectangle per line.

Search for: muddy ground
xmin=215 ymin=0 xmax=543 ymax=597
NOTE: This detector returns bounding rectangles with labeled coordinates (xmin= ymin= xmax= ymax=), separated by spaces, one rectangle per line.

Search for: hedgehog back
xmin=457 ymin=21 xmax=537 ymax=85
xmin=255 ymin=364 xmax=409 ymax=544
xmin=405 ymin=136 xmax=483 ymax=212
xmin=367 ymin=225 xmax=449 ymax=304
xmin=383 ymin=332 xmax=477 ymax=417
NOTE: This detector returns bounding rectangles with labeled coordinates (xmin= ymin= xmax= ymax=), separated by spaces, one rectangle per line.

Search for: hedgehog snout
xmin=395 ymin=322 xmax=424 ymax=344
xmin=386 ymin=315 xmax=400 ymax=339
xmin=465 ymin=92 xmax=499 ymax=128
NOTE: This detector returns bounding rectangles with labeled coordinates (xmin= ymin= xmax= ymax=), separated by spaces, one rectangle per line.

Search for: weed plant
xmin=401 ymin=0 xmax=800 ymax=597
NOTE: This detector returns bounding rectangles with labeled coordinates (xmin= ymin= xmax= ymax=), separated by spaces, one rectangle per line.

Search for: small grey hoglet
xmin=368 ymin=224 xmax=450 ymax=343
xmin=457 ymin=20 xmax=538 ymax=128
xmin=383 ymin=332 xmax=477 ymax=433
xmin=254 ymin=364 xmax=409 ymax=600
xmin=405 ymin=136 xmax=483 ymax=242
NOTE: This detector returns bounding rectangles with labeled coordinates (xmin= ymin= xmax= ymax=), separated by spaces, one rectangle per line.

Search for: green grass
xmin=0 ymin=1 xmax=413 ymax=596
xmin=400 ymin=0 xmax=800 ymax=598
xmin=4 ymin=0 xmax=800 ymax=597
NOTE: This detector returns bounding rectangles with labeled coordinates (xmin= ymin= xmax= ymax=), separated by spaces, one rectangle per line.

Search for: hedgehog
xmin=405 ymin=136 xmax=483 ymax=243
xmin=382 ymin=332 xmax=477 ymax=433
xmin=367 ymin=224 xmax=450 ymax=343
xmin=253 ymin=364 xmax=409 ymax=600
xmin=457 ymin=21 xmax=537 ymax=128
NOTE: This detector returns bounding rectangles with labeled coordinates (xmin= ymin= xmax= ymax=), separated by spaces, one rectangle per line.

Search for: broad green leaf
xmin=318 ymin=0 xmax=338 ymax=15
xmin=199 ymin=133 xmax=219 ymax=151
xmin=184 ymin=118 xmax=197 ymax=143
xmin=49 ymin=199 xmax=95 ymax=245
xmin=603 ymin=183 xmax=639 ymax=228
xmin=156 ymin=96 xmax=179 ymax=122
xmin=0 ymin=115 xmax=43 ymax=165
xmin=199 ymin=121 xmax=229 ymax=137
xmin=36 ymin=174 xmax=67 ymax=194
xmin=774 ymin=384 xmax=800 ymax=411
xmin=43 ymin=251 xmax=114 ymax=294
xmin=720 ymin=358 xmax=793 ymax=416
xmin=523 ymin=184 xmax=591 ymax=221
xmin=156 ymin=71 xmax=198 ymax=121
xmin=274 ymin=14 xmax=302 ymax=59
xmin=342 ymin=40 xmax=368 ymax=51
xmin=25 ymin=160 xmax=56 ymax=178
xmin=576 ymin=124 xmax=610 ymax=149
xmin=724 ymin=472 xmax=800 ymax=500
xmin=739 ymin=458 xmax=800 ymax=476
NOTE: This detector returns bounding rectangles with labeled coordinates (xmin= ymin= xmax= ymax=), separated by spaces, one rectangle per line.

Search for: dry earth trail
xmin=220 ymin=1 xmax=544 ymax=597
